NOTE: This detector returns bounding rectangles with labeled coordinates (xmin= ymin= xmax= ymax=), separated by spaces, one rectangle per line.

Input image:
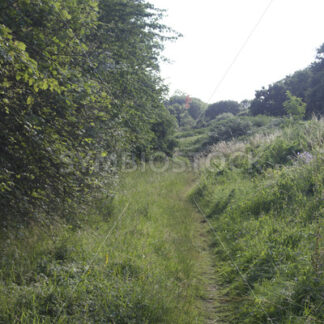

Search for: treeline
xmin=250 ymin=44 xmax=324 ymax=117
xmin=0 ymin=0 xmax=177 ymax=224
xmin=166 ymin=43 xmax=324 ymax=130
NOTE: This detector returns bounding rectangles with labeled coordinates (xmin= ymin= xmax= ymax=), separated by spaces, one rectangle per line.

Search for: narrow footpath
xmin=182 ymin=174 xmax=226 ymax=323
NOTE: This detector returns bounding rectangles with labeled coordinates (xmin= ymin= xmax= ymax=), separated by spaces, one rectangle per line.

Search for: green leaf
xmin=2 ymin=81 xmax=11 ymax=88
xmin=27 ymin=96 xmax=34 ymax=105
xmin=40 ymin=80 xmax=48 ymax=90
xmin=15 ymin=41 xmax=26 ymax=51
xmin=62 ymin=9 xmax=72 ymax=20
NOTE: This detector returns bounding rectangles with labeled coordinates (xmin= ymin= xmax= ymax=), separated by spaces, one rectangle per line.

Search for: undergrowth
xmin=0 ymin=168 xmax=205 ymax=323
xmin=176 ymin=115 xmax=284 ymax=157
xmin=191 ymin=118 xmax=324 ymax=323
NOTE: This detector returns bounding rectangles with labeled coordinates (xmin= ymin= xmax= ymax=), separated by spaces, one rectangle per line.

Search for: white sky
xmin=151 ymin=0 xmax=324 ymax=104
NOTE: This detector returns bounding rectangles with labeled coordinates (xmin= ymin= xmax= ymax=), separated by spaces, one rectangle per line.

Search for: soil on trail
xmin=183 ymin=177 xmax=225 ymax=323
xmin=195 ymin=217 xmax=226 ymax=324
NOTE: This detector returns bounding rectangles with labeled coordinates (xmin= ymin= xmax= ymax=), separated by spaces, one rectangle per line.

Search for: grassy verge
xmin=175 ymin=115 xmax=283 ymax=157
xmin=191 ymin=118 xmax=324 ymax=323
xmin=0 ymin=166 xmax=210 ymax=323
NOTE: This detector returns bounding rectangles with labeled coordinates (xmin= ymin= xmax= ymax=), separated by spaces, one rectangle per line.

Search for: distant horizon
xmin=152 ymin=0 xmax=324 ymax=104
xmin=163 ymin=54 xmax=316 ymax=105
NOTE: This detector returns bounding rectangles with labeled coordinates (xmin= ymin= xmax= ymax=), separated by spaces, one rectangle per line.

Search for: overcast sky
xmin=151 ymin=0 xmax=324 ymax=104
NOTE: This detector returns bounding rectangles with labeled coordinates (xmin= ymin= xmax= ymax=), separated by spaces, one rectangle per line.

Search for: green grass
xmin=175 ymin=115 xmax=284 ymax=157
xmin=2 ymin=116 xmax=323 ymax=323
xmin=0 ymin=166 xmax=212 ymax=323
xmin=177 ymin=133 xmax=210 ymax=155
xmin=191 ymin=118 xmax=324 ymax=323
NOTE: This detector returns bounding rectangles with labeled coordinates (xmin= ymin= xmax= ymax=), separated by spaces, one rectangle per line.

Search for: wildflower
xmin=297 ymin=151 xmax=313 ymax=164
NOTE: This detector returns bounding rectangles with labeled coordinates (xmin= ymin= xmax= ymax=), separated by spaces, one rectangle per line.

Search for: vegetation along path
xmin=0 ymin=165 xmax=223 ymax=323
xmin=108 ymin=166 xmax=224 ymax=323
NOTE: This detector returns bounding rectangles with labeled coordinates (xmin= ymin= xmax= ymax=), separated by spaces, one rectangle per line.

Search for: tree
xmin=284 ymin=69 xmax=311 ymax=100
xmin=165 ymin=95 xmax=207 ymax=122
xmin=239 ymin=99 xmax=251 ymax=111
xmin=283 ymin=91 xmax=306 ymax=120
xmin=307 ymin=43 xmax=324 ymax=117
xmin=250 ymin=83 xmax=287 ymax=116
xmin=0 ymin=0 xmax=178 ymax=223
xmin=204 ymin=100 xmax=240 ymax=121
xmin=187 ymin=98 xmax=207 ymax=120
xmin=0 ymin=0 xmax=102 ymax=222
xmin=150 ymin=109 xmax=177 ymax=156
xmin=249 ymin=45 xmax=324 ymax=118
xmin=167 ymin=103 xmax=184 ymax=125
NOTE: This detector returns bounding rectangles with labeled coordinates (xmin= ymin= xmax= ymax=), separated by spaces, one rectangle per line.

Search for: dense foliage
xmin=1 ymin=2 xmax=324 ymax=323
xmin=176 ymin=114 xmax=283 ymax=157
xmin=191 ymin=119 xmax=324 ymax=323
xmin=165 ymin=94 xmax=207 ymax=128
xmin=250 ymin=44 xmax=324 ymax=117
xmin=308 ymin=43 xmax=324 ymax=117
xmin=204 ymin=100 xmax=240 ymax=121
xmin=0 ymin=0 xmax=177 ymax=224
xmin=283 ymin=90 xmax=306 ymax=120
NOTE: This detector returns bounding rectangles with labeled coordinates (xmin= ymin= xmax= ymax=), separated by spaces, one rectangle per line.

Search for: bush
xmin=208 ymin=117 xmax=252 ymax=144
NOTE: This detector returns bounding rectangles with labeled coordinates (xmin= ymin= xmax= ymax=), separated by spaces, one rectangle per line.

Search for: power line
xmin=207 ymin=0 xmax=275 ymax=103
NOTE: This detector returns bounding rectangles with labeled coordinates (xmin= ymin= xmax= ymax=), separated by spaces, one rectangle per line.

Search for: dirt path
xmin=195 ymin=216 xmax=226 ymax=324
xmin=183 ymin=177 xmax=226 ymax=323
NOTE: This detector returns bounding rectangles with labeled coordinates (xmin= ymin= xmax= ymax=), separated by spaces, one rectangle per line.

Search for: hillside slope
xmin=191 ymin=118 xmax=324 ymax=323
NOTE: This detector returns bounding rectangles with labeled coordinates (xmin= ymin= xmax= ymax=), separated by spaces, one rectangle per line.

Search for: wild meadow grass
xmin=176 ymin=115 xmax=284 ymax=157
xmin=191 ymin=118 xmax=324 ymax=323
xmin=0 ymin=167 xmax=208 ymax=323
xmin=1 ymin=118 xmax=323 ymax=323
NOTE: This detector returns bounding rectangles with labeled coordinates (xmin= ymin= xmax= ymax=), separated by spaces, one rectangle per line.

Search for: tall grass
xmin=191 ymin=118 xmax=324 ymax=323
xmin=0 ymin=167 xmax=207 ymax=323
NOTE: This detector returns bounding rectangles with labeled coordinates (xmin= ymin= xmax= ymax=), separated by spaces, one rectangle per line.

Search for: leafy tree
xmin=284 ymin=69 xmax=311 ymax=100
xmin=151 ymin=109 xmax=177 ymax=156
xmin=250 ymin=83 xmax=287 ymax=116
xmin=0 ymin=0 xmax=101 ymax=223
xmin=165 ymin=95 xmax=207 ymax=122
xmin=167 ymin=103 xmax=186 ymax=126
xmin=283 ymin=91 xmax=306 ymax=120
xmin=307 ymin=43 xmax=324 ymax=117
xmin=0 ymin=0 xmax=177 ymax=224
xmin=250 ymin=45 xmax=324 ymax=118
xmin=187 ymin=98 xmax=207 ymax=120
xmin=203 ymin=100 xmax=240 ymax=122
xmin=239 ymin=99 xmax=251 ymax=111
xmin=179 ymin=111 xmax=195 ymax=129
xmin=165 ymin=96 xmax=197 ymax=128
